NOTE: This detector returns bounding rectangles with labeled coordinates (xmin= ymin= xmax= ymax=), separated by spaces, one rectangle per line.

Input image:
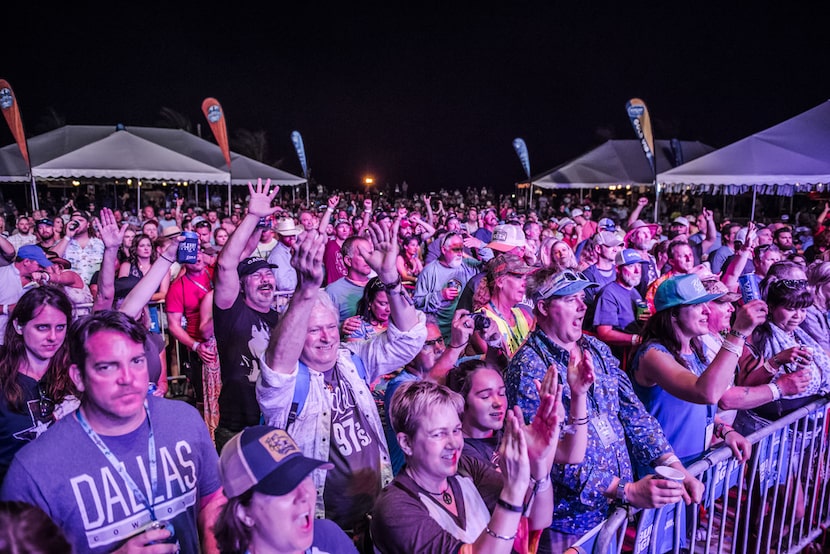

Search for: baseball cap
xmin=595 ymin=231 xmax=623 ymax=247
xmin=598 ymin=218 xmax=616 ymax=232
xmin=43 ymin=250 xmax=71 ymax=269
xmin=17 ymin=245 xmax=52 ymax=267
xmin=702 ymin=278 xmax=741 ymax=303
xmin=570 ymin=208 xmax=584 ymax=218
xmin=487 ymin=224 xmax=527 ymax=252
xmin=35 ymin=218 xmax=54 ymax=227
xmin=615 ymin=248 xmax=645 ymax=266
xmin=487 ymin=253 xmax=534 ymax=280
xmin=334 ymin=218 xmax=351 ymax=228
xmin=654 ymin=274 xmax=724 ymax=312
xmin=219 ymin=426 xmax=333 ymax=499
xmin=237 ymin=257 xmax=278 ymax=277
xmin=559 ymin=218 xmax=575 ymax=228
xmin=672 ymin=216 xmax=690 ymax=227
xmin=531 ymin=269 xmax=598 ymax=301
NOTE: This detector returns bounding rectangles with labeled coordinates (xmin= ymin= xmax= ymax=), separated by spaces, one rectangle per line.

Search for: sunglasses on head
xmin=774 ymin=278 xmax=807 ymax=289
xmin=535 ymin=270 xmax=590 ymax=299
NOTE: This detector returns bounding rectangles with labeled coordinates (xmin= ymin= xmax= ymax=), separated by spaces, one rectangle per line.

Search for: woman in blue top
xmin=629 ymin=274 xmax=764 ymax=471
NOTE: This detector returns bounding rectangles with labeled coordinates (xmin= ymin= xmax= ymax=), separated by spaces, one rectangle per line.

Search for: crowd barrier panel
xmin=586 ymin=398 xmax=830 ymax=554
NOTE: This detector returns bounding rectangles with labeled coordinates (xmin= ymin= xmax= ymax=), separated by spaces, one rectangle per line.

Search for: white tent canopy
xmin=658 ymin=100 xmax=830 ymax=197
xmin=32 ymin=131 xmax=229 ymax=182
xmin=0 ymin=125 xmax=306 ymax=186
xmin=532 ymin=139 xmax=714 ymax=190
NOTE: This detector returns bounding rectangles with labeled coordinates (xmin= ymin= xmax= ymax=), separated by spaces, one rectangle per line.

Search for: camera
xmin=470 ymin=312 xmax=491 ymax=332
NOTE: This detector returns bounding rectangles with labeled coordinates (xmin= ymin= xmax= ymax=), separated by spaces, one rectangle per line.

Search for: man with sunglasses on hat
xmin=505 ymin=268 xmax=703 ymax=552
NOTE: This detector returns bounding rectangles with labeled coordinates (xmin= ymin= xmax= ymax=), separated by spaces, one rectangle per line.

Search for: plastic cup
xmin=654 ymin=465 xmax=685 ymax=483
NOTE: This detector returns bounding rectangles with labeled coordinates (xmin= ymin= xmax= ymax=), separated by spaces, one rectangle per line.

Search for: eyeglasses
xmin=449 ymin=247 xmax=464 ymax=253
xmin=37 ymin=384 xmax=54 ymax=420
xmin=422 ymin=336 xmax=445 ymax=349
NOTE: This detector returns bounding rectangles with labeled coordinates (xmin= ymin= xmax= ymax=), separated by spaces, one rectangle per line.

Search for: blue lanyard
xmin=76 ymin=400 xmax=159 ymax=521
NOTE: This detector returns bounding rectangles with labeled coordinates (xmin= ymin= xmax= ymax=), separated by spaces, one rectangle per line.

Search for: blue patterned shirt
xmin=505 ymin=330 xmax=673 ymax=535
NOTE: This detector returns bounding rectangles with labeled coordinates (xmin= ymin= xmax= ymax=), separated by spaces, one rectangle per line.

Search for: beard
xmin=630 ymin=237 xmax=655 ymax=252
xmin=448 ymin=257 xmax=463 ymax=268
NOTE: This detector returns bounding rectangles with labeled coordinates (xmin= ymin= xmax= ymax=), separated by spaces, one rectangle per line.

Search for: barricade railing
xmin=587 ymin=398 xmax=830 ymax=554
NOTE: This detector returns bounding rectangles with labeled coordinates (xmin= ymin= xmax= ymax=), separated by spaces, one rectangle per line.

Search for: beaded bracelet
xmin=720 ymin=340 xmax=742 ymax=356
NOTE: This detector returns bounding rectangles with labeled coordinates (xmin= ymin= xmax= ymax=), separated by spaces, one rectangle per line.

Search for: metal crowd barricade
xmin=588 ymin=398 xmax=830 ymax=554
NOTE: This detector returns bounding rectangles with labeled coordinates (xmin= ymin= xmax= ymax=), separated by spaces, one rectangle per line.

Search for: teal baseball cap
xmin=654 ymin=274 xmax=724 ymax=312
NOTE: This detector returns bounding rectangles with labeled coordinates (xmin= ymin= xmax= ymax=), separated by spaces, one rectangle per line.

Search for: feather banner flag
xmin=625 ymin=98 xmax=656 ymax=176
xmin=201 ymin=98 xmax=231 ymax=168
xmin=512 ymin=137 xmax=531 ymax=180
xmin=0 ymin=79 xmax=30 ymax=167
xmin=291 ymin=130 xmax=309 ymax=179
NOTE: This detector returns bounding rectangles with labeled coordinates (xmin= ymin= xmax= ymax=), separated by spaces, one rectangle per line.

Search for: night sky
xmin=3 ymin=5 xmax=828 ymax=196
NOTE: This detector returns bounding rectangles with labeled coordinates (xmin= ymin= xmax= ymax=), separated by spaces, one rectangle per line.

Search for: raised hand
xmin=732 ymin=299 xmax=768 ymax=335
xmin=291 ymin=229 xmax=327 ymax=289
xmin=96 ymin=207 xmax=128 ymax=249
xmin=327 ymin=195 xmax=340 ymax=210
xmin=246 ymin=178 xmax=280 ymax=218
xmin=361 ymin=218 xmax=401 ymax=283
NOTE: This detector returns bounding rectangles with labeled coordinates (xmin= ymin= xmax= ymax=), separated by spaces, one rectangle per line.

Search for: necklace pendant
xmin=442 ymin=490 xmax=452 ymax=505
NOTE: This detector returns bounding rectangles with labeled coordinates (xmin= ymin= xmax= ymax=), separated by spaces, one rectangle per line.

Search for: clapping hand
xmin=497 ymin=407 xmax=531 ymax=505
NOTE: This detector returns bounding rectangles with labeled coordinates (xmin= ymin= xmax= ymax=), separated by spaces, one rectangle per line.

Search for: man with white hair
xmin=257 ymin=219 xmax=426 ymax=548
xmin=414 ymin=230 xmax=482 ymax=342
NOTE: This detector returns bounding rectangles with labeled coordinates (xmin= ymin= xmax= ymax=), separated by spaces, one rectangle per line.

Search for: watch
xmin=616 ymin=480 xmax=629 ymax=503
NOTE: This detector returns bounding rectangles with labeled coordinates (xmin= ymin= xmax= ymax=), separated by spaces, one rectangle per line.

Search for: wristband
xmin=160 ymin=254 xmax=175 ymax=263
xmin=191 ymin=341 xmax=201 ymax=352
xmin=530 ymin=474 xmax=552 ymax=492
xmin=727 ymin=329 xmax=748 ymax=341
xmin=484 ymin=527 xmax=516 ymax=541
xmin=496 ymin=498 xmax=523 ymax=513
xmin=380 ymin=275 xmax=402 ymax=291
xmin=662 ymin=454 xmax=681 ymax=467
xmin=768 ymin=382 xmax=782 ymax=401
xmin=448 ymin=341 xmax=468 ymax=349
xmin=615 ymin=480 xmax=629 ymax=503
xmin=720 ymin=340 xmax=742 ymax=356
xmin=631 ymin=334 xmax=640 ymax=345
xmin=723 ymin=429 xmax=737 ymax=440
xmin=763 ymin=359 xmax=778 ymax=375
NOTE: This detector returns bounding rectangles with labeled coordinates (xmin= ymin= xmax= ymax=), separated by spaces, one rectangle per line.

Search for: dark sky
xmin=3 ymin=5 xmax=829 ymax=196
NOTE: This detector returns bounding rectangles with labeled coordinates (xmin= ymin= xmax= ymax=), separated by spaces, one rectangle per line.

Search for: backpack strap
xmin=286 ymin=352 xmax=366 ymax=429
xmin=287 ymin=361 xmax=311 ymax=429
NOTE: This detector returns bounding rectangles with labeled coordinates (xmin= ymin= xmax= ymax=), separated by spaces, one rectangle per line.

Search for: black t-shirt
xmin=213 ymin=295 xmax=280 ymax=431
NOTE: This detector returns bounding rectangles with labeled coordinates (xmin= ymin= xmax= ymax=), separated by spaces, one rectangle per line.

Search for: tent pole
xmin=653 ymin=180 xmax=659 ymax=223
xmin=228 ymin=179 xmax=232 ymax=217
xmin=750 ymin=186 xmax=756 ymax=221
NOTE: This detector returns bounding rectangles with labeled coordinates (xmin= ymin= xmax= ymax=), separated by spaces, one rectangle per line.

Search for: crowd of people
xmin=0 ymin=180 xmax=829 ymax=553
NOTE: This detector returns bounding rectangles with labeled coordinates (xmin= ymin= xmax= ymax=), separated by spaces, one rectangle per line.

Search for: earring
xmin=244 ymin=517 xmax=255 ymax=527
